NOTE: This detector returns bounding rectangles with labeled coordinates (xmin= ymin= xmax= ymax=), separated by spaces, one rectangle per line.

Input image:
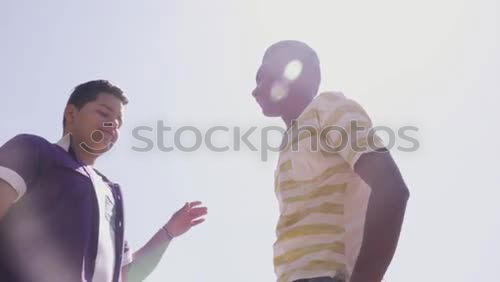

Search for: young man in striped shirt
xmin=252 ymin=41 xmax=409 ymax=282
xmin=0 ymin=80 xmax=207 ymax=282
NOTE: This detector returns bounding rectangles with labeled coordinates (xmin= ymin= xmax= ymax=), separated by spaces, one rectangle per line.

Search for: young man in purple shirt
xmin=0 ymin=80 xmax=207 ymax=282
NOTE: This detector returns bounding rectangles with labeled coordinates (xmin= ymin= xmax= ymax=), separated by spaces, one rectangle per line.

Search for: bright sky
xmin=1 ymin=0 xmax=499 ymax=281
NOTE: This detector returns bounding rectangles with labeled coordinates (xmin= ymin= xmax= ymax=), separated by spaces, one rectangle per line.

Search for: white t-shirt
xmin=88 ymin=168 xmax=117 ymax=282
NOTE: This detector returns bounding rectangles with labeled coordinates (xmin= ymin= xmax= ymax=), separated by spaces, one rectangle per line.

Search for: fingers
xmin=177 ymin=201 xmax=207 ymax=219
xmin=188 ymin=201 xmax=203 ymax=208
xmin=189 ymin=207 xmax=208 ymax=218
xmin=187 ymin=202 xmax=207 ymax=226
xmin=191 ymin=218 xmax=205 ymax=227
xmin=180 ymin=202 xmax=190 ymax=212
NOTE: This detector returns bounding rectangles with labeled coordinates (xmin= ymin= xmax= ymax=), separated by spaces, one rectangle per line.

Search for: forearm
xmin=350 ymin=185 xmax=409 ymax=282
xmin=122 ymin=201 xmax=207 ymax=282
xmin=123 ymin=228 xmax=172 ymax=282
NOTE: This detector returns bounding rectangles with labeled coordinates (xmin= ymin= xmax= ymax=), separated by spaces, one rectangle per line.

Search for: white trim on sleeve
xmin=0 ymin=166 xmax=27 ymax=202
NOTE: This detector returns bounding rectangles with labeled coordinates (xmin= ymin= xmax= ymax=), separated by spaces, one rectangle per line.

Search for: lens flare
xmin=271 ymin=81 xmax=289 ymax=102
xmin=283 ymin=59 xmax=303 ymax=81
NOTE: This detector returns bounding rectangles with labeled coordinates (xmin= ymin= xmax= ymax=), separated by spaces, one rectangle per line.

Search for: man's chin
xmin=79 ymin=141 xmax=114 ymax=156
xmin=262 ymin=109 xmax=280 ymax=117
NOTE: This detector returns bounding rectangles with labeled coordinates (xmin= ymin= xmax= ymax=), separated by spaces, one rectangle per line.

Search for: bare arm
xmin=122 ymin=201 xmax=207 ymax=282
xmin=121 ymin=228 xmax=173 ymax=282
xmin=0 ymin=179 xmax=17 ymax=221
xmin=350 ymin=150 xmax=410 ymax=282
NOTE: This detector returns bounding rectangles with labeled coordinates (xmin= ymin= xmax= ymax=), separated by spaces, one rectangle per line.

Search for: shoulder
xmin=316 ymin=92 xmax=370 ymax=125
xmin=317 ymin=92 xmax=365 ymax=110
xmin=9 ymin=133 xmax=49 ymax=145
xmin=3 ymin=134 xmax=53 ymax=152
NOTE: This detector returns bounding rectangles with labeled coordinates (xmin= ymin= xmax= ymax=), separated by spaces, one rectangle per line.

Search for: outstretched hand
xmin=164 ymin=201 xmax=207 ymax=238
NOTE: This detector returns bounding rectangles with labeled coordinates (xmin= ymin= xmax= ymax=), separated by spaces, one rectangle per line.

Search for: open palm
xmin=164 ymin=201 xmax=208 ymax=238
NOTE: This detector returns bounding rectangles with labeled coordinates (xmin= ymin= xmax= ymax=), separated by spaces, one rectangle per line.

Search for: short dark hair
xmin=63 ymin=80 xmax=128 ymax=129
xmin=264 ymin=40 xmax=320 ymax=68
xmin=264 ymin=40 xmax=321 ymax=96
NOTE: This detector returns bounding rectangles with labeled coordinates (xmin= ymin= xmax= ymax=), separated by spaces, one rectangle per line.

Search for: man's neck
xmin=65 ymin=134 xmax=97 ymax=166
xmin=281 ymin=96 xmax=315 ymax=129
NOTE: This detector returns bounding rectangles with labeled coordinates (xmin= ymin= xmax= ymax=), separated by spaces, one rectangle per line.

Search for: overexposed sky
xmin=1 ymin=0 xmax=499 ymax=281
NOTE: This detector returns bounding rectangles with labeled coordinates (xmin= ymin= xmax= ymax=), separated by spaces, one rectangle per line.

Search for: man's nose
xmin=252 ymin=89 xmax=258 ymax=98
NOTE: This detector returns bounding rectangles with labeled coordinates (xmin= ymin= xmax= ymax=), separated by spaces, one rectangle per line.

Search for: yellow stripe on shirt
xmin=279 ymin=160 xmax=293 ymax=173
xmin=278 ymin=260 xmax=346 ymax=282
xmin=277 ymin=202 xmax=344 ymax=229
xmin=283 ymin=183 xmax=347 ymax=203
xmin=284 ymin=126 xmax=319 ymax=152
xmin=277 ymin=224 xmax=345 ymax=242
xmin=278 ymin=163 xmax=350 ymax=191
xmin=274 ymin=241 xmax=345 ymax=266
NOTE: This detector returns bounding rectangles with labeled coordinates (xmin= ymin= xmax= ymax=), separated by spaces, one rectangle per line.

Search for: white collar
xmin=56 ymin=134 xmax=95 ymax=178
xmin=56 ymin=134 xmax=110 ymax=183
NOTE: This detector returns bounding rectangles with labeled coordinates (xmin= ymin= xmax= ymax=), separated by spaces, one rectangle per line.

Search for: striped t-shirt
xmin=273 ymin=92 xmax=384 ymax=282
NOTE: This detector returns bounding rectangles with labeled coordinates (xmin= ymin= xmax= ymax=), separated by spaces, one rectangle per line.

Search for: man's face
xmin=252 ymin=60 xmax=288 ymax=117
xmin=66 ymin=93 xmax=124 ymax=156
xmin=252 ymin=55 xmax=307 ymax=117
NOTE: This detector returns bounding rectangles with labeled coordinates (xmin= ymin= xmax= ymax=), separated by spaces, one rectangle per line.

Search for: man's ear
xmin=64 ymin=104 xmax=78 ymax=131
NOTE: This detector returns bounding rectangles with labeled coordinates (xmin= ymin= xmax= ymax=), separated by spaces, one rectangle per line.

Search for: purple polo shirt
xmin=0 ymin=134 xmax=131 ymax=282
